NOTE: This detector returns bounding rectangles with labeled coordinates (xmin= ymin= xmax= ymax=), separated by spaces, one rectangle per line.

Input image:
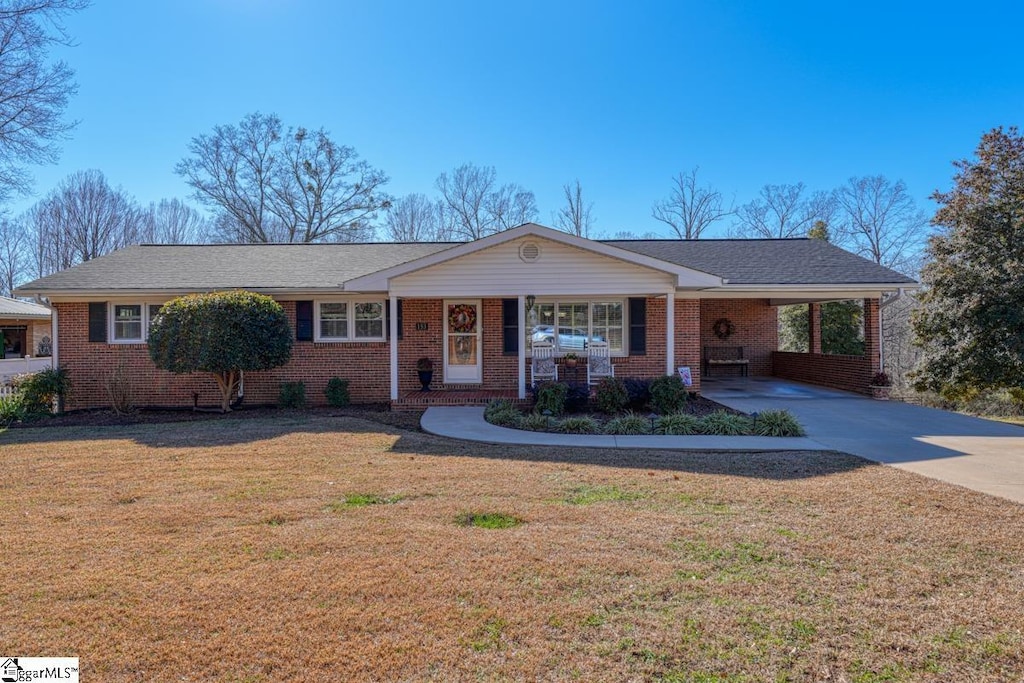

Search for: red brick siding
xmin=699 ymin=299 xmax=777 ymax=376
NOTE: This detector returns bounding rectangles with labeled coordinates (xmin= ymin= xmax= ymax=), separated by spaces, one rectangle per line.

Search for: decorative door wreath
xmin=448 ymin=304 xmax=477 ymax=333
xmin=712 ymin=317 xmax=735 ymax=340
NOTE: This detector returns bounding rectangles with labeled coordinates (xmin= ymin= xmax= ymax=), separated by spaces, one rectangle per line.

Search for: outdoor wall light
xmin=526 ymin=294 xmax=536 ymax=310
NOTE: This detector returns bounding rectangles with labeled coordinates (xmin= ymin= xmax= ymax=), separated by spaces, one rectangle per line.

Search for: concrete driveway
xmin=703 ymin=377 xmax=1024 ymax=504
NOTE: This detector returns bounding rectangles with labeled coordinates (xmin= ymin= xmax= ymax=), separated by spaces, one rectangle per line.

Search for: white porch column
xmin=518 ymin=294 xmax=526 ymax=399
xmin=50 ymin=304 xmax=59 ymax=369
xmin=389 ymin=295 xmax=399 ymax=401
xmin=665 ymin=291 xmax=675 ymax=376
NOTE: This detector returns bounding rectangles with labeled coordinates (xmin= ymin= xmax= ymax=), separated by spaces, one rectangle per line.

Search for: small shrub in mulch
xmin=650 ymin=375 xmax=689 ymax=414
xmin=752 ymin=409 xmax=805 ymax=437
xmin=700 ymin=410 xmax=753 ymax=436
xmin=557 ymin=416 xmax=602 ymax=434
xmin=455 ymin=513 xmax=523 ymax=529
xmin=654 ymin=412 xmax=702 ymax=435
xmin=593 ymin=377 xmax=629 ymax=414
xmin=603 ymin=412 xmax=652 ymax=435
xmin=278 ymin=381 xmax=307 ymax=408
xmin=325 ymin=377 xmax=350 ymax=407
xmin=533 ymin=381 xmax=568 ymax=416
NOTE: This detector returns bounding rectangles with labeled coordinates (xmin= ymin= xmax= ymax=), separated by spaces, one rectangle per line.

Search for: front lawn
xmin=1 ymin=414 xmax=1022 ymax=681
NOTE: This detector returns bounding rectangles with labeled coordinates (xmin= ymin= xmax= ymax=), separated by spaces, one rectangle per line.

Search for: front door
xmin=444 ymin=299 xmax=482 ymax=383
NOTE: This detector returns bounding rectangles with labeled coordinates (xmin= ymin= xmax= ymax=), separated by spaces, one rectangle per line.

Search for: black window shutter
xmin=502 ymin=299 xmax=519 ymax=355
xmin=396 ymin=300 xmax=403 ymax=340
xmin=628 ymin=297 xmax=646 ymax=356
xmin=295 ymin=301 xmax=313 ymax=341
xmin=385 ymin=300 xmax=402 ymax=340
xmin=88 ymin=302 xmax=107 ymax=343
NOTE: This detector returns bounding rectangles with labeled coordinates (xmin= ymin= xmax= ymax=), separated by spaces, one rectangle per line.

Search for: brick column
xmin=863 ymin=298 xmax=880 ymax=372
xmin=808 ymin=303 xmax=822 ymax=354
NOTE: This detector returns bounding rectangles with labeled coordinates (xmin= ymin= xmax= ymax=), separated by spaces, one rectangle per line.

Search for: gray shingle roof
xmin=0 ymin=296 xmax=51 ymax=318
xmin=16 ymin=242 xmax=457 ymax=293
xmin=605 ymin=238 xmax=916 ymax=285
xmin=15 ymin=236 xmax=915 ymax=295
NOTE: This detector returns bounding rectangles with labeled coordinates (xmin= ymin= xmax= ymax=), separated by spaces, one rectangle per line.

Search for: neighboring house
xmin=14 ymin=223 xmax=917 ymax=410
xmin=0 ymin=296 xmax=53 ymax=384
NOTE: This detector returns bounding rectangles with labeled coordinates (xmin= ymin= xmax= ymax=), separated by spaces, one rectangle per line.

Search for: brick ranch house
xmin=15 ymin=223 xmax=917 ymax=411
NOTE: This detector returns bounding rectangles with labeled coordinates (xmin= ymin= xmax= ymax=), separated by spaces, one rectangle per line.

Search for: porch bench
xmin=703 ymin=346 xmax=749 ymax=377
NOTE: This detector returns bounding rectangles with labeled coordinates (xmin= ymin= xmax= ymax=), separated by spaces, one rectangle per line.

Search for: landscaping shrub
xmin=700 ymin=410 xmax=753 ymax=435
xmin=324 ymin=377 xmax=350 ymax=407
xmin=533 ymin=381 xmax=568 ymax=416
xmin=563 ymin=382 xmax=590 ymax=413
xmin=484 ymin=398 xmax=516 ymax=419
xmin=650 ymin=375 xmax=688 ymax=414
xmin=0 ymin=392 xmax=26 ymax=427
xmin=11 ymin=367 xmax=70 ymax=417
xmin=654 ymin=412 xmax=702 ymax=435
xmin=278 ymin=381 xmax=307 ymax=408
xmin=557 ymin=416 xmax=602 ymax=434
xmin=106 ymin=355 xmax=135 ymax=416
xmin=520 ymin=412 xmax=554 ymax=431
xmin=604 ymin=411 xmax=652 ymax=435
xmin=593 ymin=377 xmax=628 ymax=414
xmin=623 ymin=378 xmax=652 ymax=410
xmin=486 ymin=406 xmax=523 ymax=428
xmin=752 ymin=409 xmax=806 ymax=437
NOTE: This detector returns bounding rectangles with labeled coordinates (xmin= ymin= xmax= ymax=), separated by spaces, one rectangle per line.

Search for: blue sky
xmin=12 ymin=0 xmax=1024 ymax=238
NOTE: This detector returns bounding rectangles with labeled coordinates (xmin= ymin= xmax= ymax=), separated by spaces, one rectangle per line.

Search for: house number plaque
xmin=415 ymin=323 xmax=428 ymax=331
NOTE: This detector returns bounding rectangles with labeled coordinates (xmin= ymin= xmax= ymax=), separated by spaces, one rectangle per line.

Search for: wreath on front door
xmin=448 ymin=304 xmax=477 ymax=333
xmin=712 ymin=317 xmax=736 ymax=340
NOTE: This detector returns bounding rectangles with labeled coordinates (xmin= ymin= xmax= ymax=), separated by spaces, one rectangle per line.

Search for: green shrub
xmin=558 ymin=416 xmax=602 ymax=434
xmin=593 ymin=377 xmax=629 ymax=414
xmin=700 ymin=410 xmax=753 ymax=435
xmin=533 ymin=381 xmax=568 ymax=416
xmin=604 ymin=411 xmax=652 ymax=435
xmin=324 ymin=377 xmax=350 ymax=407
xmin=278 ymin=381 xmax=307 ymax=408
xmin=650 ymin=375 xmax=689 ymax=414
xmin=521 ymin=412 xmax=554 ymax=431
xmin=484 ymin=398 xmax=516 ymax=419
xmin=487 ymin=407 xmax=523 ymax=428
xmin=752 ymin=409 xmax=805 ymax=436
xmin=0 ymin=392 xmax=27 ymax=426
xmin=623 ymin=378 xmax=652 ymax=410
xmin=11 ymin=367 xmax=70 ymax=416
xmin=654 ymin=412 xmax=702 ymax=435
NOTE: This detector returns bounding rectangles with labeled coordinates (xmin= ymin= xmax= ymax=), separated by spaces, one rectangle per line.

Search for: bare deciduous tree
xmin=651 ymin=168 xmax=731 ymax=239
xmin=554 ymin=179 xmax=594 ymax=238
xmin=140 ymin=198 xmax=209 ymax=244
xmin=436 ymin=163 xmax=537 ymax=240
xmin=384 ymin=193 xmax=451 ymax=242
xmin=833 ymin=175 xmax=930 ymax=273
xmin=27 ymin=169 xmax=143 ymax=278
xmin=732 ymin=183 xmax=835 ymax=238
xmin=176 ymin=112 xmax=390 ymax=243
xmin=0 ymin=215 xmax=28 ymax=295
xmin=0 ymin=0 xmax=85 ymax=204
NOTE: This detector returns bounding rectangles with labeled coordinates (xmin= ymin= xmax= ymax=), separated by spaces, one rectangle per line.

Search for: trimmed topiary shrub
xmin=604 ymin=411 xmax=652 ymax=435
xmin=751 ymin=409 xmax=805 ymax=437
xmin=700 ymin=410 xmax=753 ymax=435
xmin=325 ymin=377 xmax=350 ymax=407
xmin=533 ymin=381 xmax=569 ymax=416
xmin=654 ymin=412 xmax=702 ymax=435
xmin=558 ymin=416 xmax=602 ymax=434
xmin=593 ymin=377 xmax=629 ymax=414
xmin=650 ymin=375 xmax=688 ymax=414
xmin=278 ymin=381 xmax=307 ymax=408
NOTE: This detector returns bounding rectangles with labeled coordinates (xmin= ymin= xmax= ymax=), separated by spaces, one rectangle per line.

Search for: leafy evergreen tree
xmin=912 ymin=127 xmax=1024 ymax=394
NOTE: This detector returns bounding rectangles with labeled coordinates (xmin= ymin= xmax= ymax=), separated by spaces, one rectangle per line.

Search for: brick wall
xmin=699 ymin=299 xmax=777 ymax=377
xmin=772 ymin=297 xmax=882 ymax=395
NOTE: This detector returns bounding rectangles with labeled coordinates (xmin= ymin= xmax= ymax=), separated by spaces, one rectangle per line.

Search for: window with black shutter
xmin=502 ymin=299 xmax=518 ymax=355
xmin=628 ymin=297 xmax=646 ymax=355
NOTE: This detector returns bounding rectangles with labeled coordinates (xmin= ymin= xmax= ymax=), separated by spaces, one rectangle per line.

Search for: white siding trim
xmin=389 ymin=295 xmax=398 ymax=401
xmin=666 ymin=292 xmax=675 ymax=376
xmin=517 ymin=295 xmax=526 ymax=399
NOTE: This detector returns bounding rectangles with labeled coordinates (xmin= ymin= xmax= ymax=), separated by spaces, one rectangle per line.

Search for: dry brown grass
xmin=1 ymin=413 xmax=1023 ymax=682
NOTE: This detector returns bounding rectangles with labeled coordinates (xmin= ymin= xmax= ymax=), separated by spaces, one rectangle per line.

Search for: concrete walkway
xmin=704 ymin=377 xmax=1024 ymax=504
xmin=420 ymin=377 xmax=1024 ymax=504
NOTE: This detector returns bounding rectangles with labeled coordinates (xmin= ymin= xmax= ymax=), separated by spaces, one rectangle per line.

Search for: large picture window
xmin=526 ymin=300 xmax=625 ymax=354
xmin=315 ymin=300 xmax=386 ymax=342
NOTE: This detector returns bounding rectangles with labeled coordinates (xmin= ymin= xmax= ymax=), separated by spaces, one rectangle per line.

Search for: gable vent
xmin=519 ymin=241 xmax=541 ymax=262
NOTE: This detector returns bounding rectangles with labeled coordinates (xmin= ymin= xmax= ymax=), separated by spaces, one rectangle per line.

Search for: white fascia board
xmin=35 ymin=288 xmax=362 ymax=302
xmin=343 ymin=223 xmax=724 ymax=291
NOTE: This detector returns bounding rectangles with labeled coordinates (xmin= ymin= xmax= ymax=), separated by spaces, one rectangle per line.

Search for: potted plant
xmin=416 ymin=357 xmax=434 ymax=391
xmin=563 ymin=352 xmax=579 ymax=368
xmin=869 ymin=371 xmax=892 ymax=400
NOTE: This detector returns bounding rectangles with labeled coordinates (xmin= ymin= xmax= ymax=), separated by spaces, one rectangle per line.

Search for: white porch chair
xmin=531 ymin=341 xmax=558 ymax=384
xmin=586 ymin=341 xmax=614 ymax=385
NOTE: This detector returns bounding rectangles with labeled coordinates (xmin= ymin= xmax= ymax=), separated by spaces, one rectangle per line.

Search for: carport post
xmin=665 ymin=291 xmax=675 ymax=376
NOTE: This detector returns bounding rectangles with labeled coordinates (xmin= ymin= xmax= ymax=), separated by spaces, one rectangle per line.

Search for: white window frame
xmin=109 ymin=301 xmax=167 ymax=344
xmin=314 ymin=299 xmax=387 ymax=343
xmin=526 ymin=298 xmax=627 ymax=357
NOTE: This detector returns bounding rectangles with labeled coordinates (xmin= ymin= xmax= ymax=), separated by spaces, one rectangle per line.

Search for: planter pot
xmin=564 ymin=359 xmax=578 ymax=369
xmin=869 ymin=385 xmax=890 ymax=401
xmin=418 ymin=370 xmax=433 ymax=391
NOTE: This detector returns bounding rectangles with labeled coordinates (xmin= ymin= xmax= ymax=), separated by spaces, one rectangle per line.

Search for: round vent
xmin=518 ymin=241 xmax=541 ymax=262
